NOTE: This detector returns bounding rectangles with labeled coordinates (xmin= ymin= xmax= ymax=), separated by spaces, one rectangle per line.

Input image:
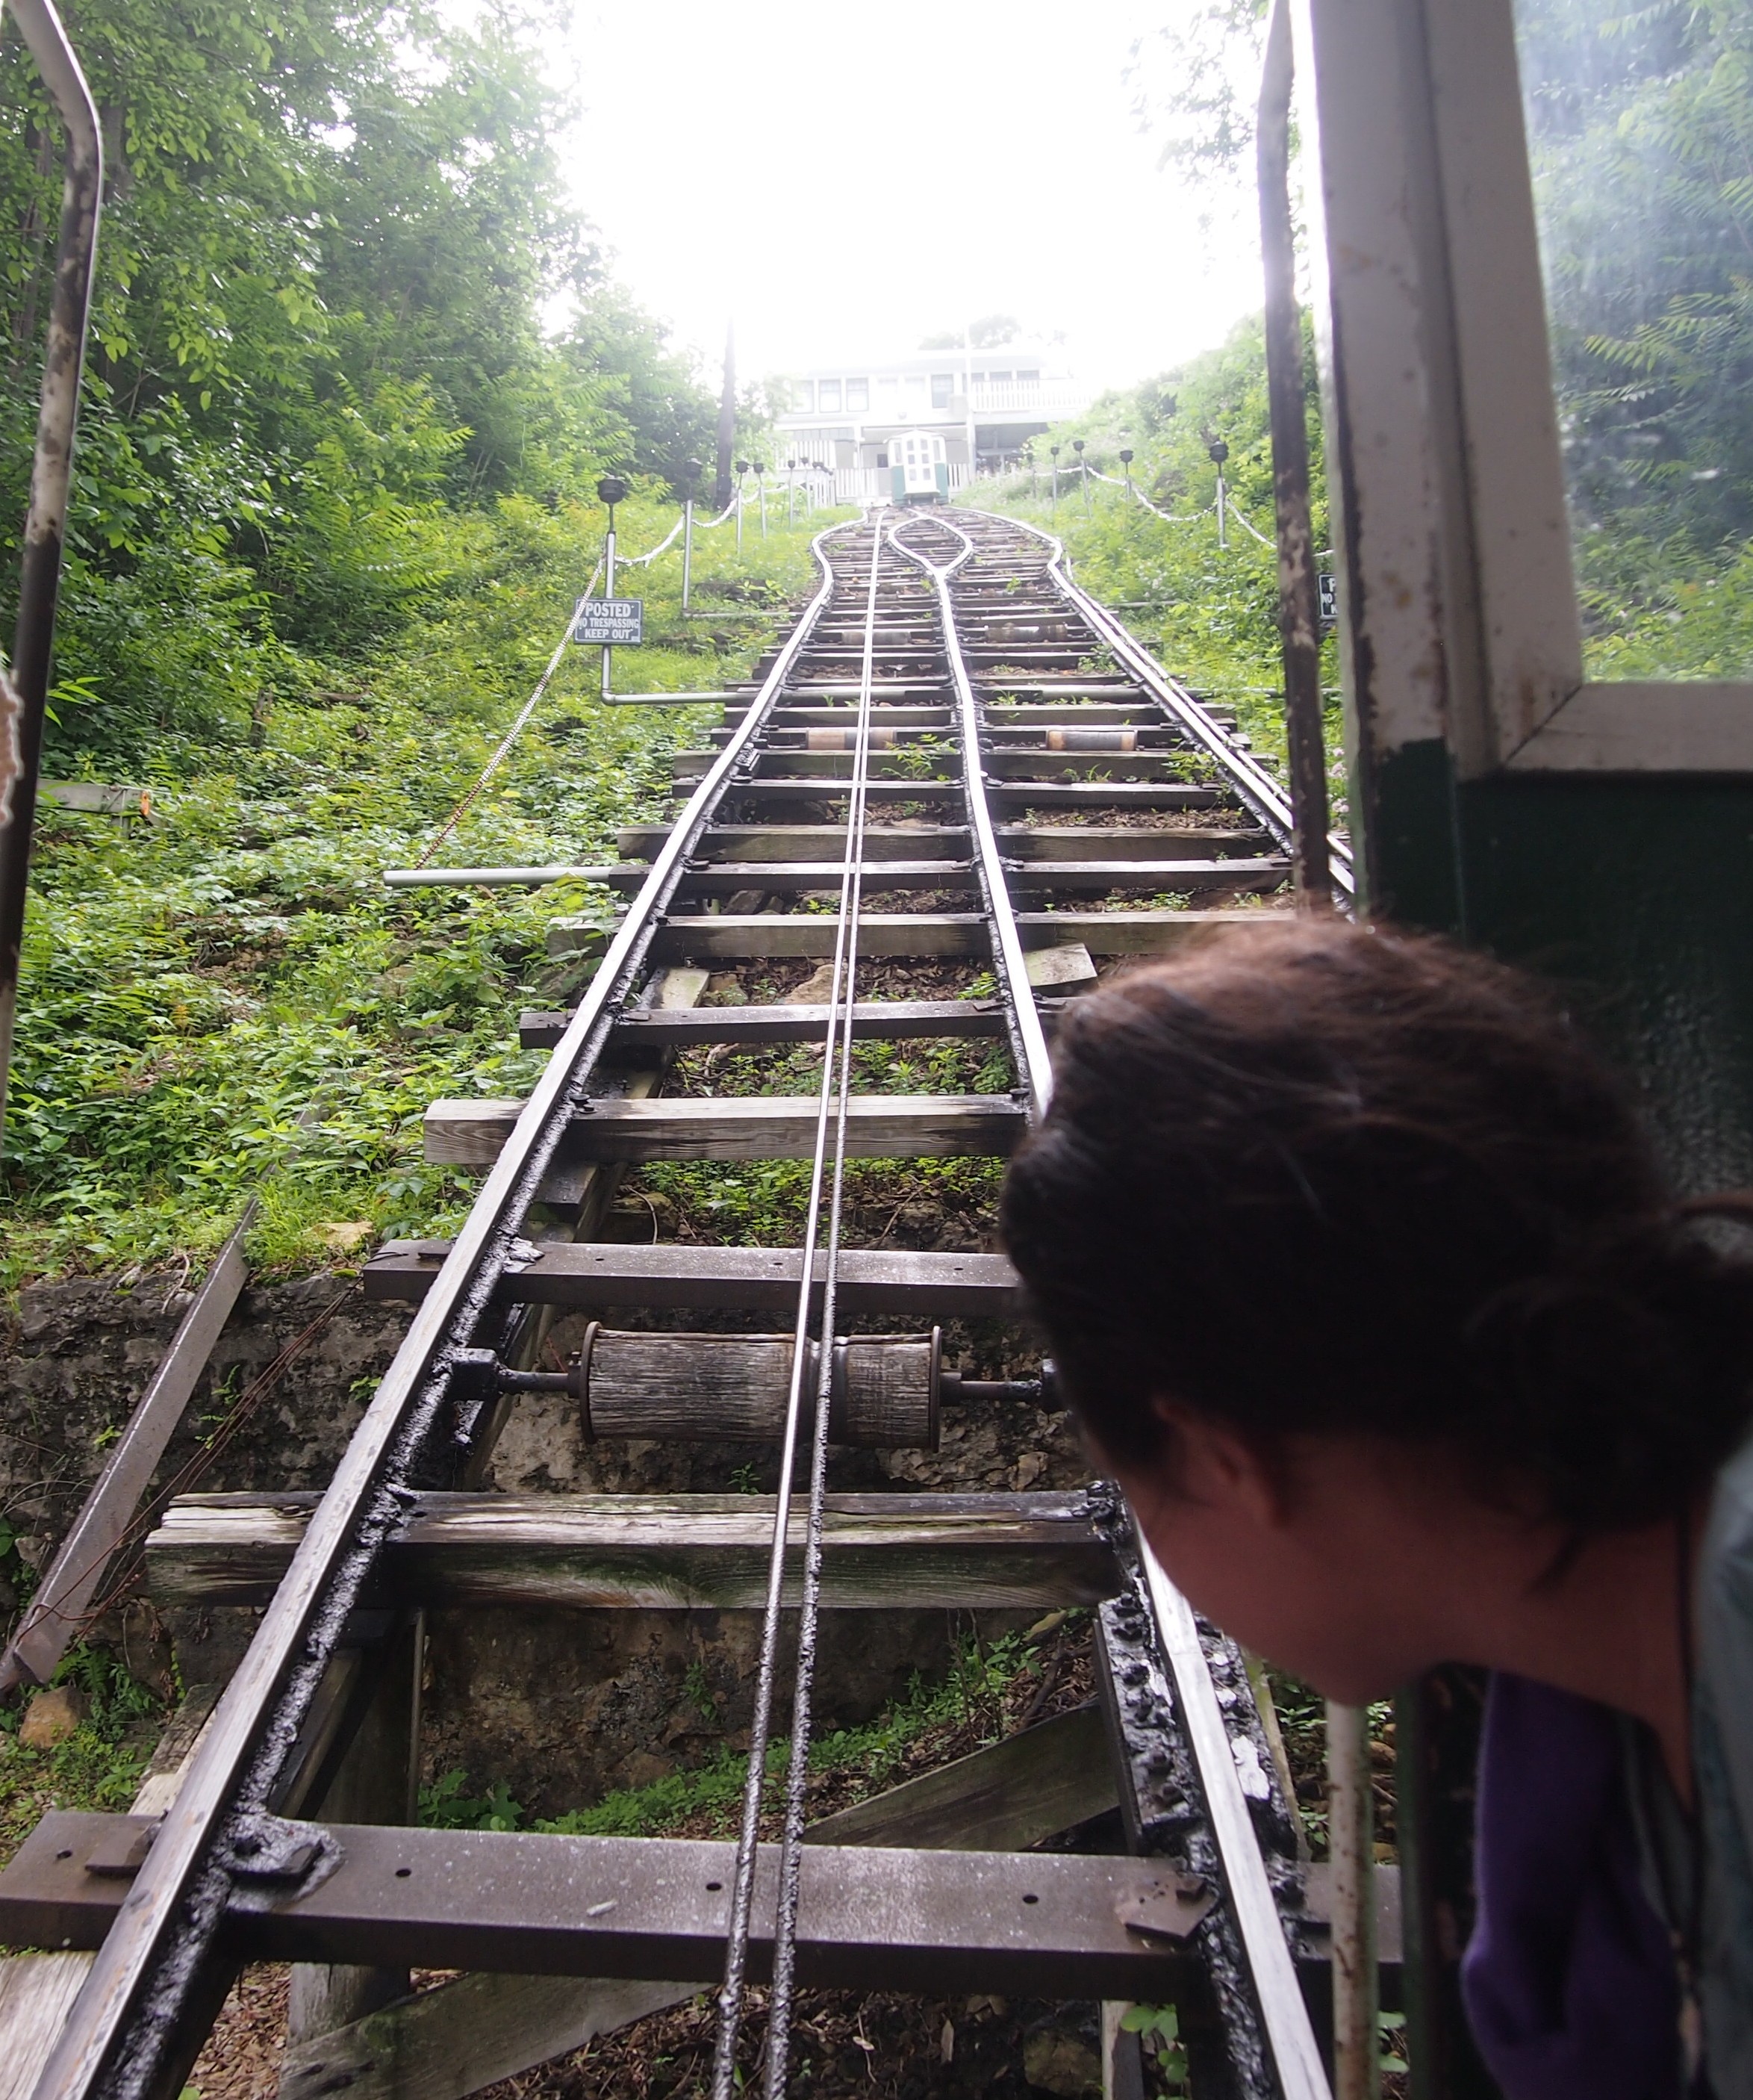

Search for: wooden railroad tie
xmin=145 ymin=1489 xmax=1119 ymax=1612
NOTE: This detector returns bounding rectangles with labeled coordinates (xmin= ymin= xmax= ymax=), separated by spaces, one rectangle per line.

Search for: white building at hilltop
xmin=770 ymin=344 xmax=1090 ymax=503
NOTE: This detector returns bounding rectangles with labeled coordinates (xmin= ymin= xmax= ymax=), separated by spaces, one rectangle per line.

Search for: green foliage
xmin=0 ymin=1646 xmax=172 ymax=1871
xmin=422 ymin=1626 xmax=1053 ymax=1841
xmin=973 ymin=313 xmax=1345 ymax=801
xmin=1 ymin=499 xmax=845 ymax=1286
xmin=1120 ymin=0 xmax=1753 ymax=683
xmin=1121 ymin=2003 xmax=1189 ymax=2091
xmin=0 ymin=0 xmax=773 ymax=767
xmin=1516 ymin=0 xmax=1753 ymax=672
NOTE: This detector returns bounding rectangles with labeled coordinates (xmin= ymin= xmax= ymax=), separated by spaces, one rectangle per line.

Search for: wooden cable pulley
xmin=571 ymin=1326 xmax=942 ymax=1449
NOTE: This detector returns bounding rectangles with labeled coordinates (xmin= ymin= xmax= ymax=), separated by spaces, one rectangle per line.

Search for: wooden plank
xmin=1002 ymin=827 xmax=1274 ymax=861
xmin=615 ymin=824 xmax=1269 ymax=865
xmin=277 ymin=1701 xmax=1121 ymax=2100
xmin=551 ymin=861 xmax=978 ymax=897
xmin=279 ymin=1976 xmax=692 ymax=2100
xmin=424 ymin=1093 xmax=1025 ymax=1169
xmin=0 ymin=1815 xmax=1218 ymax=1998
xmin=768 ymin=706 xmax=955 ymax=728
xmin=146 ymin=1490 xmax=1120 ymax=1612
xmin=523 ymin=965 xmax=708 ymax=1213
xmin=546 ymin=996 xmax=1004 ymax=1051
xmin=671 ymin=861 xmax=977 ymax=894
xmin=983 ymin=781 xmax=1221 ymax=809
xmin=804 ymin=1703 xmax=1115 ymax=1854
xmin=1004 ymin=859 xmax=1289 ymax=893
xmin=636 ymin=910 xmax=1271 ymax=963
xmin=362 ymin=1240 xmax=1023 ymax=1315
xmin=617 ymin=824 xmax=971 ymax=860
xmin=1025 ymin=945 xmax=1099 ymax=990
xmin=1013 ymin=910 xmax=1279 ymax=954
xmin=0 ymin=1211 xmax=251 ymax=1693
xmin=694 ymin=780 xmax=965 ymax=804
xmin=0 ymin=1958 xmax=96 ymax=2100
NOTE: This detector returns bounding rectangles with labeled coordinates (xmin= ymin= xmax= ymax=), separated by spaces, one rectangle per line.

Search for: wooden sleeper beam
xmin=146 ymin=1490 xmax=1120 ymax=1612
xmin=364 ymin=1240 xmax=1024 ymax=1317
xmin=423 ymin=1093 xmax=1027 ymax=1168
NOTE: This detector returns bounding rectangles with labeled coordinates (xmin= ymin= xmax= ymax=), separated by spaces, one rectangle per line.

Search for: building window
xmin=876 ymin=450 xmax=889 ymax=468
xmin=1018 ymin=370 xmax=1040 ymax=385
xmin=930 ymin=373 xmax=953 ymax=408
xmin=846 ymin=378 xmax=869 ymax=411
xmin=791 ymin=379 xmax=814 ymax=413
xmin=819 ymin=379 xmax=841 ymax=413
xmin=988 ymin=371 xmax=1012 ymax=385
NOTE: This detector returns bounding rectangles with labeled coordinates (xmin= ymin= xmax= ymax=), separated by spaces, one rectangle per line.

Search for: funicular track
xmin=0 ymin=510 xmax=1354 ymax=2100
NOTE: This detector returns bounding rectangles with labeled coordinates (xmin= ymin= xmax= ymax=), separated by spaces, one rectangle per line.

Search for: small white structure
xmin=891 ymin=429 xmax=948 ymax=504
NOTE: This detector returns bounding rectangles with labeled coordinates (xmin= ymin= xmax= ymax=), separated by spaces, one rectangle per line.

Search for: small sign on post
xmin=1317 ymin=573 xmax=1337 ymax=628
xmin=573 ymin=598 xmax=644 ymax=646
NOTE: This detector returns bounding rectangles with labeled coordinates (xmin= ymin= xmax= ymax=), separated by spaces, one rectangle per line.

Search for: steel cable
xmin=761 ymin=512 xmax=894 ymax=2095
xmin=708 ymin=511 xmax=886 ymax=2100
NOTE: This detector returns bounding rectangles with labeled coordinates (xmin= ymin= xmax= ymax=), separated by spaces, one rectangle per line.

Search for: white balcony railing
xmin=776 ymin=377 xmax=1091 ymax=429
xmin=969 ymin=379 xmax=1091 ymax=417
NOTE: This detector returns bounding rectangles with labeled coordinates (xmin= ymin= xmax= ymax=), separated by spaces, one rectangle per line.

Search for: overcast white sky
xmin=557 ymin=0 xmax=1260 ymax=394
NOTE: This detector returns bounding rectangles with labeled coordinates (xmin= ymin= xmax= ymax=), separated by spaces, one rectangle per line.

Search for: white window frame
xmin=1292 ymin=0 xmax=1753 ymax=777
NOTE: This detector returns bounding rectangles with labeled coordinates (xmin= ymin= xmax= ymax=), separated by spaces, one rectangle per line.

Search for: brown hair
xmin=998 ymin=917 xmax=1753 ymax=1531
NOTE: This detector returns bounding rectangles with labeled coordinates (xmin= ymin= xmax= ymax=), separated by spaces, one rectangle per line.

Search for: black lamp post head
xmin=735 ymin=458 xmax=750 ymax=476
xmin=1206 ymin=438 xmax=1230 ymax=467
xmin=1050 ymin=444 xmax=1060 ymax=459
xmin=597 ymin=475 xmax=629 ymax=508
xmin=1118 ymin=448 xmax=1134 ymax=465
xmin=1071 ymin=438 xmax=1086 ymax=455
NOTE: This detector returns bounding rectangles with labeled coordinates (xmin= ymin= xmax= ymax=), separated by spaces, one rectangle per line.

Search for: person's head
xmin=1000 ymin=916 xmax=1753 ymax=1697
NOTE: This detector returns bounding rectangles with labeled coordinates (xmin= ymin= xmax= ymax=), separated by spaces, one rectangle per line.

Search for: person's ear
xmin=1148 ymin=1398 xmax=1289 ymax=1529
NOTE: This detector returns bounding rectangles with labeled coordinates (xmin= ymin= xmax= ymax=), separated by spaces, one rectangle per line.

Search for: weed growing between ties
xmin=0 ymin=1645 xmax=174 ymax=1870
xmin=419 ymin=1613 xmax=1096 ymax=1842
xmin=2 ymin=499 xmax=848 ymax=1289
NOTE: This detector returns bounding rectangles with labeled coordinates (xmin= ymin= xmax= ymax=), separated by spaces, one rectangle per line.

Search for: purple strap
xmin=1460 ymin=1672 xmax=1681 ymax=2099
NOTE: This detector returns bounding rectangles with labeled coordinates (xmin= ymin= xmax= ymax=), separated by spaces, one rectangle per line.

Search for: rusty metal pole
xmin=1257 ymin=0 xmax=1333 ymax=905
xmin=0 ymin=0 xmax=101 ymax=1157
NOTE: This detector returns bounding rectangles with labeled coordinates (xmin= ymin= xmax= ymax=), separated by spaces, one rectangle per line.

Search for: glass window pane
xmin=819 ymin=380 xmax=841 ymax=413
xmin=1512 ymin=0 xmax=1753 ymax=680
xmin=847 ymin=379 xmax=869 ymax=411
xmin=792 ymin=380 xmax=814 ymax=413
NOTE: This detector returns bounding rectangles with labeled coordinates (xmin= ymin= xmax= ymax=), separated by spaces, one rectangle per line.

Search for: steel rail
xmin=977 ymin=510 xmax=1354 ymax=903
xmin=31 ymin=526 xmax=849 ymax=2100
xmin=1142 ymin=1545 xmax=1333 ymax=2100
xmin=906 ymin=510 xmax=1331 ymax=2099
xmin=0 ymin=0 xmax=102 ymax=1155
xmin=761 ymin=518 xmax=892 ymax=2097
xmin=888 ymin=515 xmax=1052 ymax=1116
xmin=709 ymin=515 xmax=884 ymax=2099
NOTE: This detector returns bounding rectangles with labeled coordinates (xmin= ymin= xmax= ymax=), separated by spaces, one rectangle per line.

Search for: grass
xmin=3 ymin=493 xmax=854 ymax=1291
xmin=0 ymin=1647 xmax=174 ymax=1873
xmin=420 ymin=1619 xmax=1080 ymax=1842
